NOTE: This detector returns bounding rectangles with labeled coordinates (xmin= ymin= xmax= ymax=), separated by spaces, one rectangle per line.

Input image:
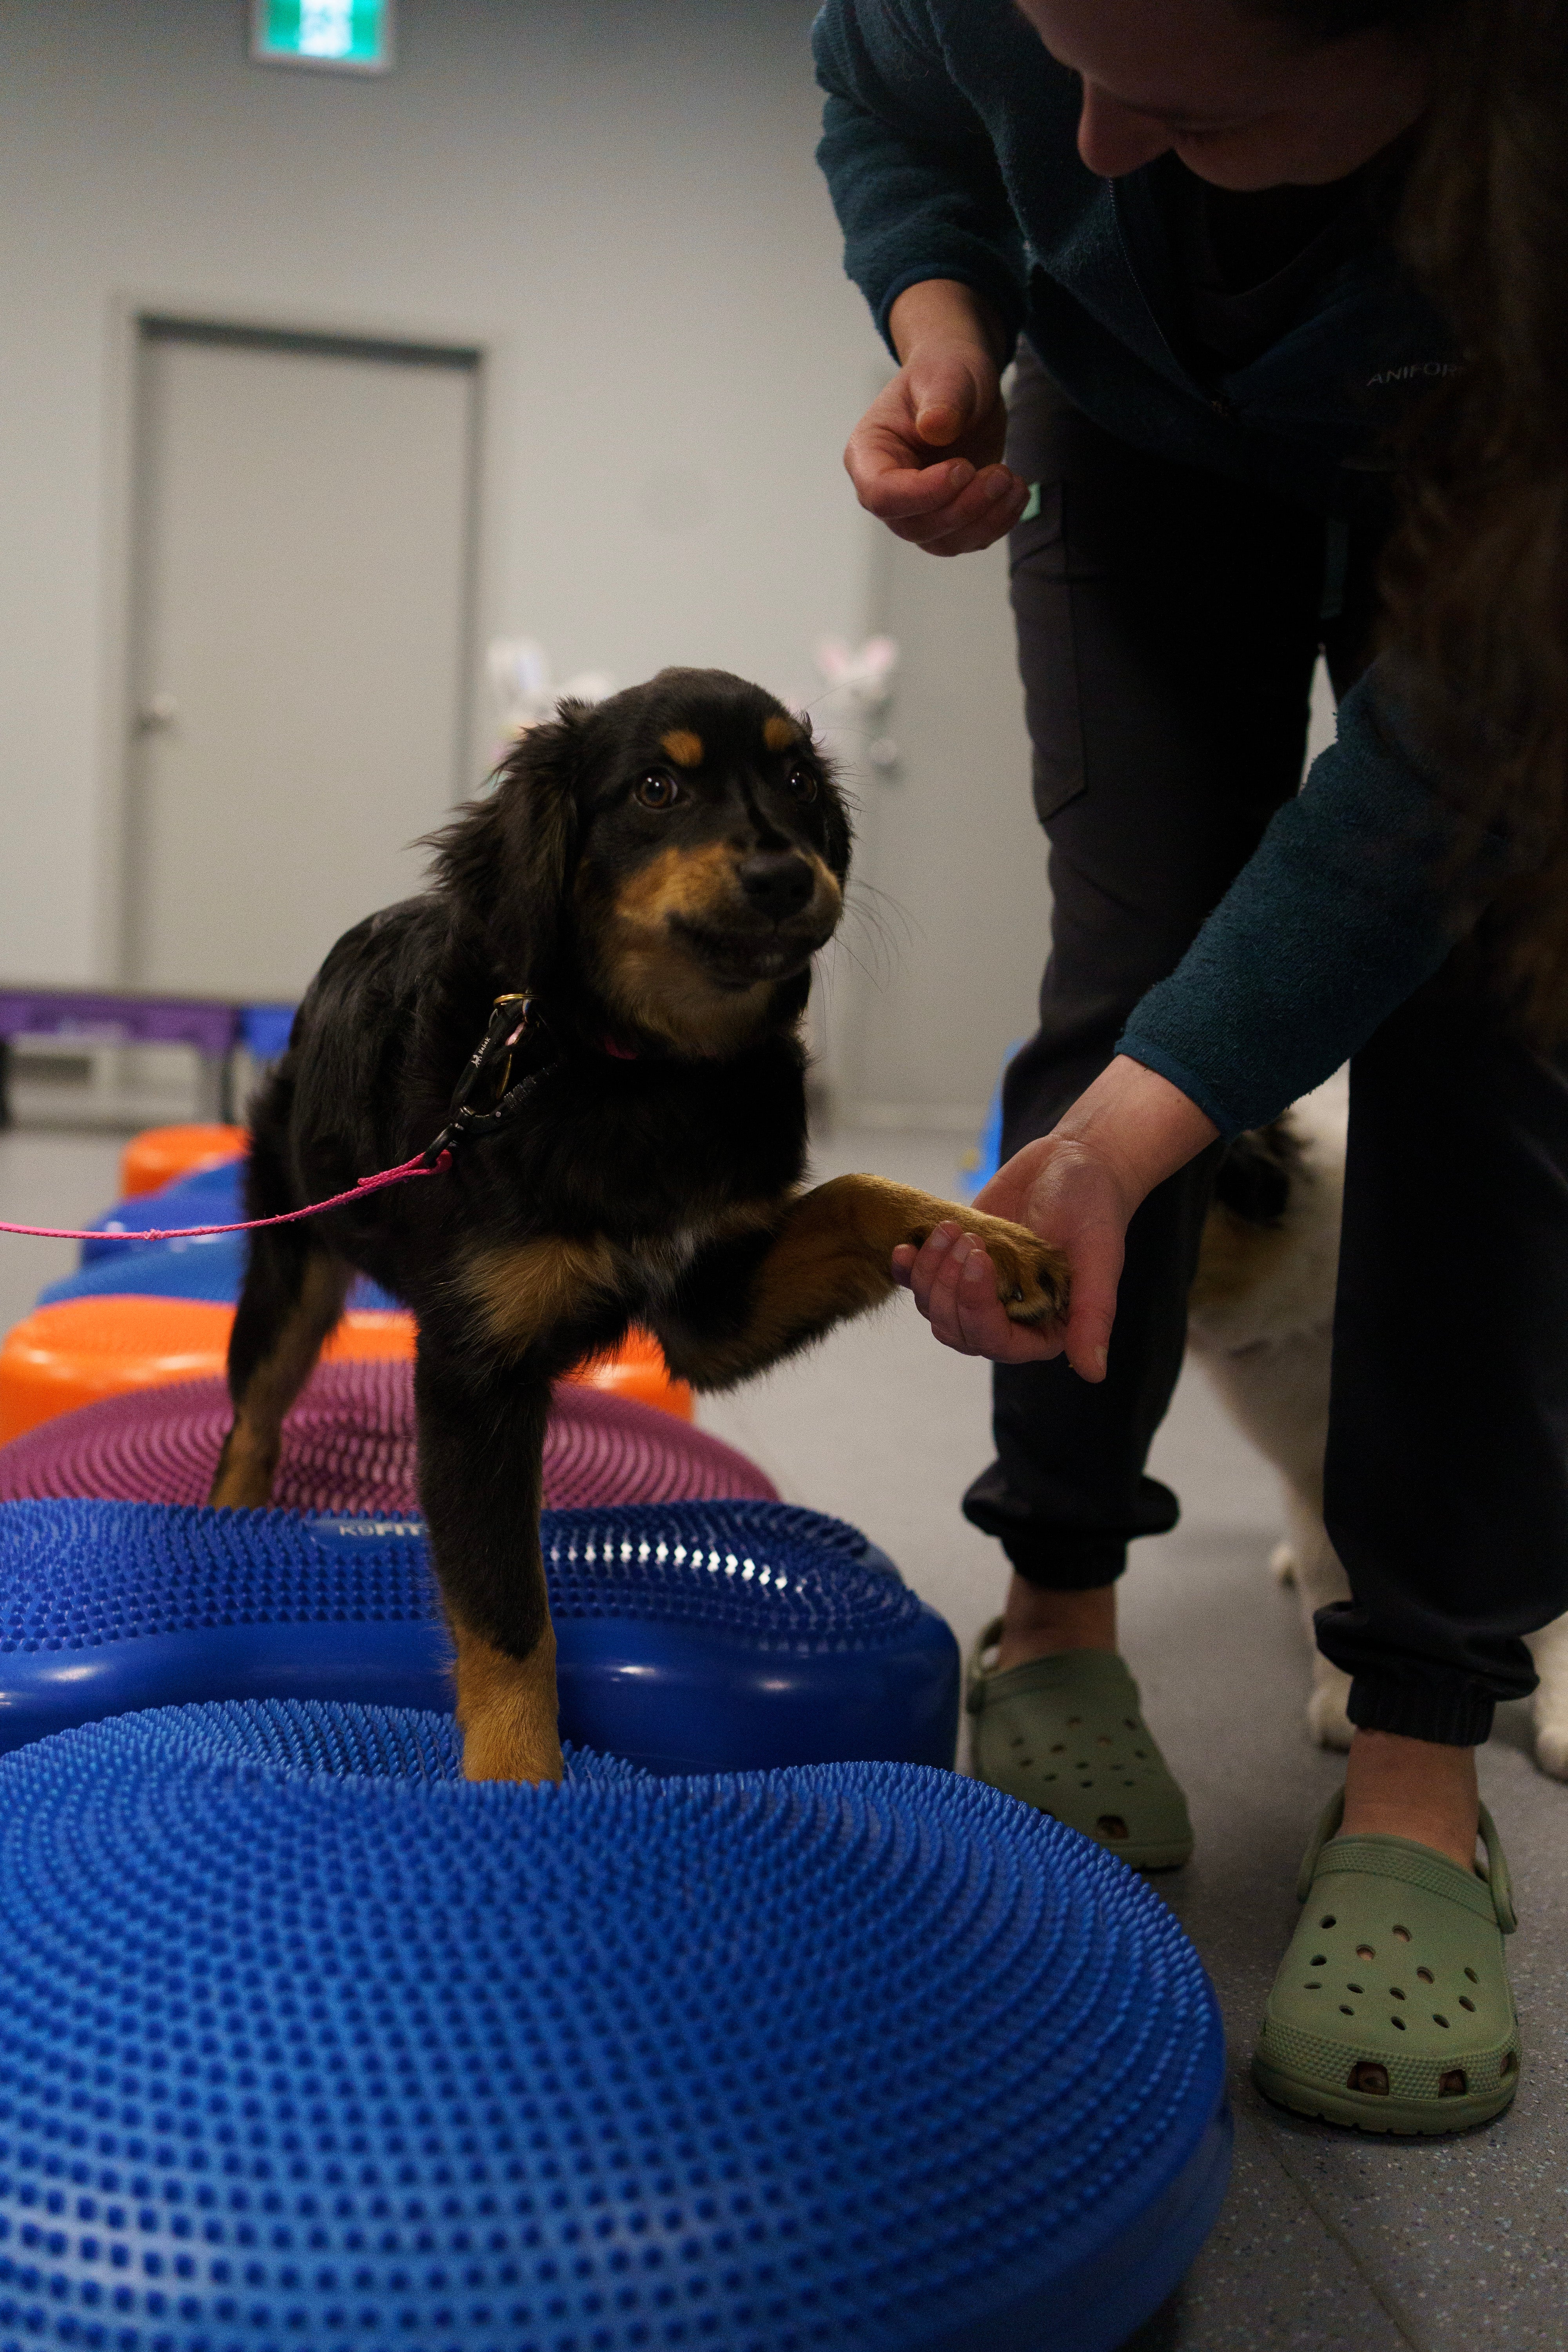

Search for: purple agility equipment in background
xmin=0 ymin=985 xmax=240 ymax=1057
xmin=0 ymin=1359 xmax=777 ymax=1515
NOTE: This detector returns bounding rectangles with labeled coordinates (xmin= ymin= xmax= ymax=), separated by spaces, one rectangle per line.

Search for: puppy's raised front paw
xmin=961 ymin=1212 xmax=1071 ymax=1327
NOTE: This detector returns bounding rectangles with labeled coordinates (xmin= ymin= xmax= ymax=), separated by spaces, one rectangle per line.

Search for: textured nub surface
xmin=0 ymin=1359 xmax=777 ymax=1512
xmin=0 ymin=1699 xmax=1225 ymax=2352
xmin=0 ymin=1498 xmax=920 ymax=1653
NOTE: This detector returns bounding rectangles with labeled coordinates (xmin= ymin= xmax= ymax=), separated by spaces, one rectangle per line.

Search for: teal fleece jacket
xmin=812 ymin=0 xmax=1500 ymax=1136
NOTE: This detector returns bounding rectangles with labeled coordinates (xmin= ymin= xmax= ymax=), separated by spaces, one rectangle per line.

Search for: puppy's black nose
xmin=738 ymin=851 xmax=815 ymax=919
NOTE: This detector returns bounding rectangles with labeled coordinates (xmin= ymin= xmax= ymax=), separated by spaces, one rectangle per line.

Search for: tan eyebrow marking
xmin=762 ymin=714 xmax=799 ymax=753
xmin=660 ymin=729 xmax=704 ymax=768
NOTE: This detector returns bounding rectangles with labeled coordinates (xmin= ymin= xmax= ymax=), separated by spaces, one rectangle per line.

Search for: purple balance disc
xmin=0 ymin=1360 xmax=776 ymax=1513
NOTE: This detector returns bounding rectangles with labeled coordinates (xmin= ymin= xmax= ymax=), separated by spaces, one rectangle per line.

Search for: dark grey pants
xmin=962 ymin=346 xmax=1568 ymax=1746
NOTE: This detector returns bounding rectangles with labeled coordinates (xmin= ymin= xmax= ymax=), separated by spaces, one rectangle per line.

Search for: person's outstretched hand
xmin=844 ymin=279 xmax=1030 ymax=555
xmin=891 ymin=1057 xmax=1222 ymax=1380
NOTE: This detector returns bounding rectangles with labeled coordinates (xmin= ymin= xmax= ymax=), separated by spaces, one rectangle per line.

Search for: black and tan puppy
xmin=211 ymin=668 xmax=1067 ymax=1781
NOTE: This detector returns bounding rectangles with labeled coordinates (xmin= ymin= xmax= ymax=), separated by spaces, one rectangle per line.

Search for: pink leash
xmin=0 ymin=993 xmax=588 ymax=1247
xmin=0 ymin=1149 xmax=450 ymax=1246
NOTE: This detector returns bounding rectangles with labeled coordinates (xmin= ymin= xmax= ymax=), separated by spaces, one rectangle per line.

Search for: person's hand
xmin=844 ymin=279 xmax=1030 ymax=555
xmin=891 ymin=1134 xmax=1134 ymax=1378
xmin=891 ymin=1056 xmax=1223 ymax=1380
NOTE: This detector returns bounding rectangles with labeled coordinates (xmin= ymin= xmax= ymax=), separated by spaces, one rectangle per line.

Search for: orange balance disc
xmin=0 ymin=1299 xmax=414 ymax=1447
xmin=120 ymin=1124 xmax=249 ymax=1198
xmin=0 ymin=1298 xmax=692 ymax=1446
xmin=566 ymin=1327 xmax=693 ymax=1421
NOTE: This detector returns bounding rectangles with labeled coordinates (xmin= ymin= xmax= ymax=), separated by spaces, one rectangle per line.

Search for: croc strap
xmin=1296 ymin=1789 xmax=1517 ymax=1934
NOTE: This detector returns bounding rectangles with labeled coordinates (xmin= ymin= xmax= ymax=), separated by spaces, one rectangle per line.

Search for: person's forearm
xmin=1114 ymin=666 xmax=1515 ymax=1137
xmin=888 ymin=279 xmax=1008 ymax=366
xmin=1051 ymin=1054 xmax=1220 ymax=1210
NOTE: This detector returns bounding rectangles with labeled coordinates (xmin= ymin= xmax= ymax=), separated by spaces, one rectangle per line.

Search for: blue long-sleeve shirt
xmin=813 ymin=0 xmax=1494 ymax=1134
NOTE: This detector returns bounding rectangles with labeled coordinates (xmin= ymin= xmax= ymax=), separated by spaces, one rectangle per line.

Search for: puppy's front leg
xmin=414 ymin=1345 xmax=563 ymax=1784
xmin=655 ymin=1174 xmax=1069 ymax=1389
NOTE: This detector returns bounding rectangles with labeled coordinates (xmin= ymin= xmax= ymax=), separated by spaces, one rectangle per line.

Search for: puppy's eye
xmin=786 ymin=767 xmax=818 ymax=804
xmin=635 ymin=770 xmax=680 ymax=810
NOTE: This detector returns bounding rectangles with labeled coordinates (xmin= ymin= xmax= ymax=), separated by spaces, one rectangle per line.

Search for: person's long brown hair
xmin=1265 ymin=0 xmax=1568 ymax=1031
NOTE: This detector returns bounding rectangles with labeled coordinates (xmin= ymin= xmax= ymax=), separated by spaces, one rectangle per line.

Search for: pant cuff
xmin=1347 ymin=1673 xmax=1495 ymax=1749
xmin=999 ymin=1533 xmax=1128 ymax=1591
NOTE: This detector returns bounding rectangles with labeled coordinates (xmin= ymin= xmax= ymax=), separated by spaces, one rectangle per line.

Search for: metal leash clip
xmin=421 ymin=994 xmax=554 ymax=1169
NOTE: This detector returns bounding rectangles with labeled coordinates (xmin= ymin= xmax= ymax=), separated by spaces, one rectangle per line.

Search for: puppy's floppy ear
xmin=798 ymin=733 xmax=853 ymax=891
xmin=426 ymin=704 xmax=590 ymax=985
xmin=817 ymin=756 xmax=853 ymax=886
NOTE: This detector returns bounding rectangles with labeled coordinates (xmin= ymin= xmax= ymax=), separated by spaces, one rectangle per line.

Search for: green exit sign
xmin=251 ymin=0 xmax=394 ymax=73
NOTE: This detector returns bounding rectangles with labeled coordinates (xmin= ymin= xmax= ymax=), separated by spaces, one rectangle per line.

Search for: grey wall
xmin=0 ymin=0 xmax=876 ymax=983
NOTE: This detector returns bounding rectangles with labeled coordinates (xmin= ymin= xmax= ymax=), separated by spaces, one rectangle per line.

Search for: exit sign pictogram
xmin=251 ymin=0 xmax=394 ymax=73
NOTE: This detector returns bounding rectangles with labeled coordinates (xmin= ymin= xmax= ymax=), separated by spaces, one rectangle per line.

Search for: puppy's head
xmin=438 ymin=667 xmax=849 ymax=1056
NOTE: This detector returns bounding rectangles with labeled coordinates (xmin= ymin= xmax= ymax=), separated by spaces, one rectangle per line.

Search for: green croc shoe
xmin=1253 ymin=1791 xmax=1522 ymax=2135
xmin=965 ymin=1624 xmax=1194 ymax=1870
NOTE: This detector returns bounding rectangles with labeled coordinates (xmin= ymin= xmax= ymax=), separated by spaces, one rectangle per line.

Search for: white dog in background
xmin=1186 ymin=1080 xmax=1568 ymax=1778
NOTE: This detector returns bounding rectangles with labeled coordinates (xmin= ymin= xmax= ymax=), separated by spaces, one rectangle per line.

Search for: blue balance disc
xmin=0 ymin=1699 xmax=1230 ymax=2351
xmin=80 ymin=1159 xmax=245 ymax=1259
xmin=39 ymin=1232 xmax=400 ymax=1312
xmin=0 ymin=1499 xmax=957 ymax=1771
xmin=68 ymin=1162 xmax=402 ymax=1314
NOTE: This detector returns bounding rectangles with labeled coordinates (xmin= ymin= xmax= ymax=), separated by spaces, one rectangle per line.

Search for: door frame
xmin=97 ymin=294 xmax=494 ymax=985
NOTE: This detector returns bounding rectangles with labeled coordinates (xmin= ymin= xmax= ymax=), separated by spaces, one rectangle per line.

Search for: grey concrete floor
xmin=0 ymin=1118 xmax=1563 ymax=2351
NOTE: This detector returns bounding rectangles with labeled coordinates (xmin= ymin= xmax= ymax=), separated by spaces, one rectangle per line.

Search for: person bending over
xmin=815 ymin=0 xmax=1565 ymax=2132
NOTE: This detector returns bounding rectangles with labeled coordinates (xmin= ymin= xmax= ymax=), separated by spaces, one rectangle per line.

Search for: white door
xmin=838 ymin=528 xmax=1050 ymax=1126
xmin=124 ymin=319 xmax=481 ymax=1000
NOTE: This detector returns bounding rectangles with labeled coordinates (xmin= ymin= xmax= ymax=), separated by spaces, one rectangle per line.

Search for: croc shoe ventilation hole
xmin=1348 ymin=2061 xmax=1388 ymax=2095
xmin=1439 ymin=2069 xmax=1468 ymax=2097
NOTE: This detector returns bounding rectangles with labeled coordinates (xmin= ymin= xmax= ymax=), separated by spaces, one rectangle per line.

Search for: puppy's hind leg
xmin=209 ymin=1229 xmax=351 ymax=1507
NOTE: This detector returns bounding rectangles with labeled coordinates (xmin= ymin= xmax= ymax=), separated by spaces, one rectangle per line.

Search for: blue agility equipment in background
xmin=0 ymin=1698 xmax=1230 ymax=2351
xmin=78 ymin=1157 xmax=245 ymax=1258
xmin=239 ymin=999 xmax=296 ymax=1061
xmin=959 ymin=1035 xmax=1026 ymax=1203
xmin=0 ymin=1498 xmax=956 ymax=1771
xmin=57 ymin=1158 xmax=399 ymax=1310
xmin=39 ymin=1228 xmax=401 ymax=1312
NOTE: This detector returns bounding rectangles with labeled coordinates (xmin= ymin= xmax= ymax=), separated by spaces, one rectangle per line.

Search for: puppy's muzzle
xmin=737 ymin=851 xmax=817 ymax=922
